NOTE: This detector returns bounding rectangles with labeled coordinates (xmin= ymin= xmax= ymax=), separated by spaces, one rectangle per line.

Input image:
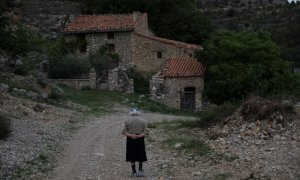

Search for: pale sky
xmin=288 ymin=0 xmax=299 ymax=2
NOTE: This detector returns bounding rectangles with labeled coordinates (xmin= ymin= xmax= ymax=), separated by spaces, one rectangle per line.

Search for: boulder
xmin=0 ymin=83 xmax=9 ymax=93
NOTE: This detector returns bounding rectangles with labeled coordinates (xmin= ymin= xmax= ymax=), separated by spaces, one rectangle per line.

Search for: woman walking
xmin=122 ymin=108 xmax=147 ymax=177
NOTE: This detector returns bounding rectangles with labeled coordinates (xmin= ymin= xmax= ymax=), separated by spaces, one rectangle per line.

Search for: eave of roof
xmin=133 ymin=33 xmax=202 ymax=50
xmin=62 ymin=14 xmax=141 ymax=34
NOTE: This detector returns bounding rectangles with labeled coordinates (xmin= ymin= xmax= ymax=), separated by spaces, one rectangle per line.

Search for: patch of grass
xmin=163 ymin=137 xmax=211 ymax=156
xmin=62 ymin=86 xmax=121 ymax=115
xmin=196 ymin=102 xmax=239 ymax=128
xmin=120 ymin=94 xmax=196 ymax=116
xmin=214 ymin=173 xmax=232 ymax=180
xmin=0 ymin=79 xmax=35 ymax=92
xmin=8 ymin=142 xmax=63 ymax=179
xmin=148 ymin=120 xmax=198 ymax=131
xmin=61 ymin=86 xmax=196 ymax=116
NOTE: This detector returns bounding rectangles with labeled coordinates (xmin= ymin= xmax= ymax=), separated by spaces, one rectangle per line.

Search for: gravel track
xmin=49 ymin=110 xmax=191 ymax=180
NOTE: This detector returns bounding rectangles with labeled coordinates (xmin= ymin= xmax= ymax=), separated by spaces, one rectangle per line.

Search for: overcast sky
xmin=288 ymin=0 xmax=299 ymax=2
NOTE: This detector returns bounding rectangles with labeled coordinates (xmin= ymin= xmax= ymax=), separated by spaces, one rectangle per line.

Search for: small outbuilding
xmin=150 ymin=57 xmax=205 ymax=111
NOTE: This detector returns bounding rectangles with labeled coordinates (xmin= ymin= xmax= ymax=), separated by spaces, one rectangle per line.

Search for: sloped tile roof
xmin=63 ymin=14 xmax=145 ymax=33
xmin=160 ymin=57 xmax=205 ymax=78
xmin=134 ymin=33 xmax=202 ymax=50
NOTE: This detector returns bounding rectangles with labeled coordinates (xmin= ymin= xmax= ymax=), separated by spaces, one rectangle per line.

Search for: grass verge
xmin=61 ymin=86 xmax=196 ymax=116
xmin=162 ymin=137 xmax=211 ymax=156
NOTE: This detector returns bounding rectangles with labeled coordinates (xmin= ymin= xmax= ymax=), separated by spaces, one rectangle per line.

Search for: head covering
xmin=129 ymin=108 xmax=140 ymax=116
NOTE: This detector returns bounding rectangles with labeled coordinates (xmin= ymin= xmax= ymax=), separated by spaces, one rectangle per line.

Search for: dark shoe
xmin=137 ymin=170 xmax=144 ymax=177
xmin=131 ymin=172 xmax=137 ymax=177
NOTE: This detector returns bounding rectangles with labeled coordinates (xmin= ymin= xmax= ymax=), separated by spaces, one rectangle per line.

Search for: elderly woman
xmin=122 ymin=108 xmax=147 ymax=177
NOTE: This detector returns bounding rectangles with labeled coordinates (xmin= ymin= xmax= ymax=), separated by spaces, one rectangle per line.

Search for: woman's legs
xmin=131 ymin=161 xmax=136 ymax=174
xmin=138 ymin=162 xmax=143 ymax=171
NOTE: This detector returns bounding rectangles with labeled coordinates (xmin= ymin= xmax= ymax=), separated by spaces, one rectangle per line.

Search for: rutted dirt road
xmin=49 ymin=109 xmax=191 ymax=180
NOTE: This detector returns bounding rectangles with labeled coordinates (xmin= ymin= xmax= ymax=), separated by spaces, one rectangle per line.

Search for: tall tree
xmin=80 ymin=0 xmax=213 ymax=44
xmin=196 ymin=30 xmax=300 ymax=103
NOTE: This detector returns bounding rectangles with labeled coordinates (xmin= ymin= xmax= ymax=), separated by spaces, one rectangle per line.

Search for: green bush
xmin=197 ymin=30 xmax=300 ymax=104
xmin=127 ymin=69 xmax=153 ymax=94
xmin=197 ymin=102 xmax=238 ymax=127
xmin=89 ymin=45 xmax=119 ymax=74
xmin=49 ymin=86 xmax=64 ymax=99
xmin=48 ymin=54 xmax=90 ymax=79
xmin=0 ymin=115 xmax=11 ymax=140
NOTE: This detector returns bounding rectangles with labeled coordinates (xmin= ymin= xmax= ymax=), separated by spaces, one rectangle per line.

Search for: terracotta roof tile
xmin=160 ymin=57 xmax=204 ymax=78
xmin=63 ymin=14 xmax=145 ymax=33
xmin=134 ymin=33 xmax=202 ymax=50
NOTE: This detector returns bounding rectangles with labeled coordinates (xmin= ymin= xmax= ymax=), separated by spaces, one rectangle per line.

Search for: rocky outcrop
xmin=10 ymin=0 xmax=82 ymax=38
xmin=197 ymin=0 xmax=288 ymax=9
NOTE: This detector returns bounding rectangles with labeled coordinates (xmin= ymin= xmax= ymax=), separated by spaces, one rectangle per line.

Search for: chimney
xmin=132 ymin=11 xmax=142 ymax=22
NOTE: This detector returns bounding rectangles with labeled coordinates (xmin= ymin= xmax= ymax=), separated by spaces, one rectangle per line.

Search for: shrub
xmin=241 ymin=96 xmax=294 ymax=122
xmin=49 ymin=86 xmax=64 ymax=99
xmin=48 ymin=54 xmax=90 ymax=79
xmin=89 ymin=45 xmax=119 ymax=74
xmin=197 ymin=102 xmax=238 ymax=127
xmin=0 ymin=115 xmax=11 ymax=140
xmin=127 ymin=69 xmax=153 ymax=94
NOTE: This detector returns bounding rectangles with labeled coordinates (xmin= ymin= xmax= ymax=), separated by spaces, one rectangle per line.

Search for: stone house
xmin=150 ymin=57 xmax=205 ymax=111
xmin=62 ymin=12 xmax=204 ymax=110
xmin=62 ymin=12 xmax=201 ymax=73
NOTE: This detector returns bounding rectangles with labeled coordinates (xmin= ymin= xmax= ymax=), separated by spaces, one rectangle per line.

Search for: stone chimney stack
xmin=132 ymin=11 xmax=142 ymax=22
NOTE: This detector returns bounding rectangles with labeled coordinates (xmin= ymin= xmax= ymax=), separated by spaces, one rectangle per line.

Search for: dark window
xmin=157 ymin=51 xmax=162 ymax=59
xmin=77 ymin=34 xmax=87 ymax=52
xmin=107 ymin=32 xmax=114 ymax=39
xmin=108 ymin=44 xmax=115 ymax=52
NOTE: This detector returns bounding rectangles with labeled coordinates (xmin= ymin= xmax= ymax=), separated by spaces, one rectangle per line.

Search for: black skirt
xmin=126 ymin=137 xmax=147 ymax=162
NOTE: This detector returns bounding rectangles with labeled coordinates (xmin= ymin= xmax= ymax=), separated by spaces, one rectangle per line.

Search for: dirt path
xmin=49 ymin=110 xmax=192 ymax=180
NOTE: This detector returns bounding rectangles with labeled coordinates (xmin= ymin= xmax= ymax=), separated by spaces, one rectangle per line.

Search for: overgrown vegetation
xmin=89 ymin=45 xmax=119 ymax=79
xmin=0 ymin=1 xmax=44 ymax=57
xmin=241 ymin=96 xmax=294 ymax=122
xmin=197 ymin=102 xmax=238 ymax=127
xmin=127 ymin=69 xmax=153 ymax=94
xmin=162 ymin=137 xmax=211 ymax=156
xmin=61 ymin=86 xmax=194 ymax=116
xmin=0 ymin=115 xmax=11 ymax=140
xmin=197 ymin=30 xmax=300 ymax=104
xmin=79 ymin=0 xmax=213 ymax=44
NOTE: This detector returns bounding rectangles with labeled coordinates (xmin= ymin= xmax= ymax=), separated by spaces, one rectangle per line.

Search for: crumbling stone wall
xmin=108 ymin=68 xmax=134 ymax=94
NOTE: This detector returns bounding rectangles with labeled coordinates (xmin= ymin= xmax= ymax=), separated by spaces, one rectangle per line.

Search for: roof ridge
xmin=133 ymin=33 xmax=202 ymax=50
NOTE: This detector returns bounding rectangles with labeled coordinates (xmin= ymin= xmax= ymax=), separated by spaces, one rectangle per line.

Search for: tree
xmin=80 ymin=0 xmax=213 ymax=44
xmin=196 ymin=30 xmax=300 ymax=103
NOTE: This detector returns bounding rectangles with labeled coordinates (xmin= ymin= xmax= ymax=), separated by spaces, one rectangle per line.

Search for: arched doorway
xmin=180 ymin=87 xmax=196 ymax=111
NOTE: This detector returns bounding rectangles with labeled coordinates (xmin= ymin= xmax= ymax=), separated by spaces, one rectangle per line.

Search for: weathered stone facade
xmin=62 ymin=12 xmax=203 ymax=102
xmin=131 ymin=34 xmax=197 ymax=73
xmin=108 ymin=68 xmax=134 ymax=93
xmin=151 ymin=76 xmax=204 ymax=111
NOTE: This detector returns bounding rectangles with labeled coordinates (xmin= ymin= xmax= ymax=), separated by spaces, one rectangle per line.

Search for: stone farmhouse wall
xmin=65 ymin=32 xmax=132 ymax=65
xmin=154 ymin=77 xmax=204 ymax=111
xmin=131 ymin=34 xmax=195 ymax=73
